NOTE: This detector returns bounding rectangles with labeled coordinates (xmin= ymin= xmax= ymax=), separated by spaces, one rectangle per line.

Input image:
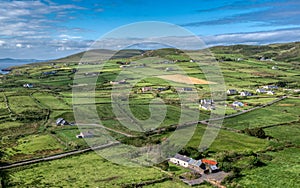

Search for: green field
xmin=264 ymin=123 xmax=300 ymax=145
xmin=8 ymin=153 xmax=166 ymax=187
xmin=236 ymin=148 xmax=300 ymax=188
xmin=0 ymin=44 xmax=300 ymax=187
xmin=33 ymin=92 xmax=71 ymax=110
xmin=187 ymin=125 xmax=270 ymax=152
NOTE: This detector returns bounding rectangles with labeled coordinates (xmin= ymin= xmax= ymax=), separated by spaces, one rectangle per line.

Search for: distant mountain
xmin=210 ymin=41 xmax=300 ymax=62
xmin=52 ymin=41 xmax=300 ymax=64
xmin=0 ymin=58 xmax=43 ymax=64
xmin=0 ymin=58 xmax=45 ymax=73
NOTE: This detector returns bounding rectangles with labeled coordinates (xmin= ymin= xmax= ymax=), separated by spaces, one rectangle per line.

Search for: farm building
xmin=202 ymin=159 xmax=219 ymax=173
xmin=141 ymin=87 xmax=152 ymax=93
xmin=227 ymin=89 xmax=238 ymax=95
xmin=188 ymin=159 xmax=206 ymax=172
xmin=200 ymin=103 xmax=216 ymax=111
xmin=157 ymin=87 xmax=167 ymax=92
xmin=199 ymin=99 xmax=215 ymax=110
xmin=165 ymin=67 xmax=174 ymax=71
xmin=263 ymin=85 xmax=278 ymax=89
xmin=256 ymin=88 xmax=267 ymax=94
xmin=76 ymin=131 xmax=94 ymax=138
xmin=169 ymin=154 xmax=191 ymax=168
xmin=42 ymin=71 xmax=57 ymax=75
xmin=170 ymin=154 xmax=220 ymax=174
xmin=23 ymin=83 xmax=33 ymax=88
xmin=120 ymin=65 xmax=131 ymax=68
xmin=200 ymin=99 xmax=214 ymax=105
xmin=240 ymin=91 xmax=253 ymax=96
xmin=232 ymin=101 xmax=244 ymax=107
xmin=181 ymin=87 xmax=193 ymax=92
xmin=56 ymin=118 xmax=69 ymax=126
xmin=110 ymin=80 xmax=127 ymax=85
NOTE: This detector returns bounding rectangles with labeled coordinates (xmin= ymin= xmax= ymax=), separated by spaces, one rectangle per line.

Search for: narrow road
xmin=0 ymin=142 xmax=120 ymax=170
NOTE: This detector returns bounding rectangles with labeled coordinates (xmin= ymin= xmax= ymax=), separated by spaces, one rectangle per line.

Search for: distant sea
xmin=0 ymin=58 xmax=44 ymax=74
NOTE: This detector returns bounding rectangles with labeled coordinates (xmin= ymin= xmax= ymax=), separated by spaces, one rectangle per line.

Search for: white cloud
xmin=0 ymin=0 xmax=85 ymax=39
xmin=0 ymin=40 xmax=5 ymax=46
xmin=59 ymin=34 xmax=82 ymax=39
xmin=16 ymin=44 xmax=23 ymax=48
xmin=202 ymin=28 xmax=300 ymax=47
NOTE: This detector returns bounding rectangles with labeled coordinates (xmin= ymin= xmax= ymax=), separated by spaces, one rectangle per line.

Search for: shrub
xmin=243 ymin=128 xmax=266 ymax=138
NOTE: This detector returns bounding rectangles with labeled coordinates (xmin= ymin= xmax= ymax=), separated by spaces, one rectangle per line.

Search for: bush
xmin=179 ymin=146 xmax=203 ymax=159
xmin=155 ymin=161 xmax=169 ymax=171
xmin=243 ymin=128 xmax=266 ymax=138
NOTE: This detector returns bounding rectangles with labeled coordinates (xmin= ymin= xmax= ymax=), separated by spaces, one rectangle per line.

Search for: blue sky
xmin=1 ymin=0 xmax=300 ymax=59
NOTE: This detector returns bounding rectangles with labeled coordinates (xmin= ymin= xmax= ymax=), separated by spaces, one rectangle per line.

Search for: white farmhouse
xmin=169 ymin=154 xmax=191 ymax=168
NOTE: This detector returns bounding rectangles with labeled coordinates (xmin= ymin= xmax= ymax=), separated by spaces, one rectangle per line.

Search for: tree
xmin=0 ymin=149 xmax=10 ymax=188
xmin=277 ymin=81 xmax=287 ymax=87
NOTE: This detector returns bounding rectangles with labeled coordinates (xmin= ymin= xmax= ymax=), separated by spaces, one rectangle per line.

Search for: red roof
xmin=202 ymin=159 xmax=217 ymax=165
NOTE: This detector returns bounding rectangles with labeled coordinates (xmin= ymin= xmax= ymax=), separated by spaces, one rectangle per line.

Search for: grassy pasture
xmin=0 ymin=121 xmax=23 ymax=130
xmin=33 ymin=92 xmax=71 ymax=110
xmin=6 ymin=134 xmax=63 ymax=156
xmin=8 ymin=152 xmax=166 ymax=188
xmin=186 ymin=125 xmax=269 ymax=153
xmin=264 ymin=123 xmax=300 ymax=145
xmin=7 ymin=95 xmax=41 ymax=114
xmin=236 ymin=148 xmax=300 ymax=188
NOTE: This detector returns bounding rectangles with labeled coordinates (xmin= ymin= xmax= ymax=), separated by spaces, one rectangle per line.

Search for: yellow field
xmin=157 ymin=74 xmax=214 ymax=84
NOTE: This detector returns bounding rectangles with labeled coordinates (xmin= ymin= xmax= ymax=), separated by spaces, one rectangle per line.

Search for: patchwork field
xmin=0 ymin=45 xmax=299 ymax=187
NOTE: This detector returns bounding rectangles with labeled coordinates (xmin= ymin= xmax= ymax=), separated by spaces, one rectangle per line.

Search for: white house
xmin=263 ymin=85 xmax=278 ymax=90
xmin=232 ymin=101 xmax=244 ymax=107
xmin=240 ymin=91 xmax=252 ymax=96
xmin=199 ymin=99 xmax=215 ymax=110
xmin=56 ymin=118 xmax=69 ymax=126
xmin=110 ymin=79 xmax=127 ymax=85
xmin=120 ymin=65 xmax=131 ymax=68
xmin=200 ymin=103 xmax=216 ymax=111
xmin=23 ymin=83 xmax=33 ymax=88
xmin=76 ymin=131 xmax=94 ymax=138
xmin=200 ymin=99 xmax=214 ymax=105
xmin=227 ymin=89 xmax=238 ymax=95
xmin=141 ymin=87 xmax=152 ymax=93
xmin=169 ymin=154 xmax=191 ymax=168
xmin=256 ymin=88 xmax=267 ymax=94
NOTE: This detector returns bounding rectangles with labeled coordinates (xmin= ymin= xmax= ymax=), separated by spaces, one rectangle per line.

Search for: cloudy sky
xmin=1 ymin=0 xmax=300 ymax=59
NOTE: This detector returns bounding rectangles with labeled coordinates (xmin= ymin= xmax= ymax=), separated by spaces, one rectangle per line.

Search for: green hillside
xmin=0 ymin=41 xmax=299 ymax=188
